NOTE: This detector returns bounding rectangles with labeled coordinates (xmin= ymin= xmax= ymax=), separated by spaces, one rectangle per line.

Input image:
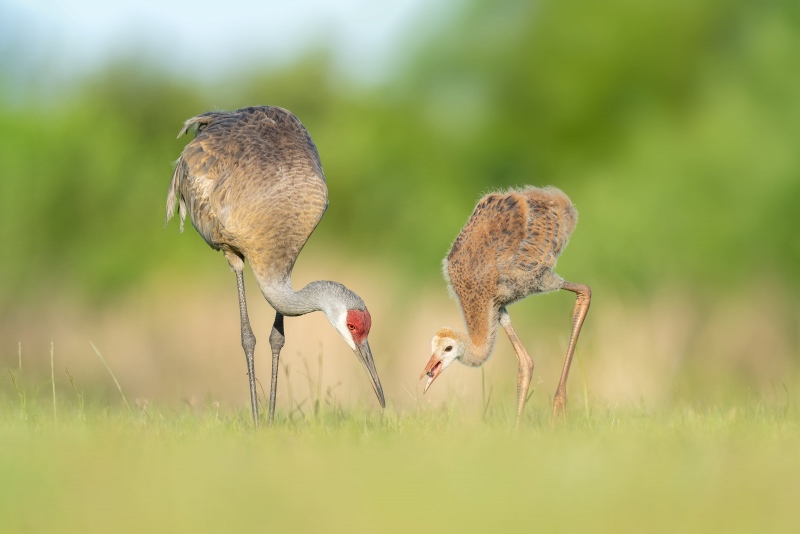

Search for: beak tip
xmin=375 ymin=386 xmax=386 ymax=409
xmin=421 ymin=355 xmax=441 ymax=395
xmin=355 ymin=340 xmax=385 ymax=410
xmin=374 ymin=387 xmax=386 ymax=409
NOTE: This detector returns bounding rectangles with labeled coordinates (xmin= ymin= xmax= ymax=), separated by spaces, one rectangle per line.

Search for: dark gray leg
xmin=268 ymin=312 xmax=285 ymax=425
xmin=235 ymin=270 xmax=259 ymax=427
xmin=552 ymin=281 xmax=591 ymax=421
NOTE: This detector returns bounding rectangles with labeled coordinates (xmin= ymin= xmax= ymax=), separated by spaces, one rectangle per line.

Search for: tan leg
xmin=499 ymin=307 xmax=534 ymax=429
xmin=552 ymin=281 xmax=592 ymax=421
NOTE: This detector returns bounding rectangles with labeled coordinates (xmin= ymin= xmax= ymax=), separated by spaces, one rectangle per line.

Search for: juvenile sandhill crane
xmin=420 ymin=186 xmax=591 ymax=426
xmin=166 ymin=106 xmax=385 ymax=427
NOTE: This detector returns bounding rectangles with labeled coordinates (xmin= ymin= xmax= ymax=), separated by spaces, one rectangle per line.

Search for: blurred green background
xmin=1 ymin=0 xmax=799 ymax=410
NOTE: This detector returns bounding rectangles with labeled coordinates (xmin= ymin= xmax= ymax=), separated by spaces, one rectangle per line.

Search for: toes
xmin=551 ymin=395 xmax=567 ymax=422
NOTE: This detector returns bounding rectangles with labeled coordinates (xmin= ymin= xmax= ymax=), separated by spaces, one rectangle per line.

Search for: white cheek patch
xmin=432 ymin=337 xmax=459 ymax=368
xmin=336 ymin=313 xmax=357 ymax=351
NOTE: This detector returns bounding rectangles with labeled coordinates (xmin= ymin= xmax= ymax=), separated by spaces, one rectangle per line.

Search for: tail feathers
xmin=544 ymin=185 xmax=578 ymax=239
xmin=169 ymin=111 xmax=218 ymax=230
xmin=165 ymin=158 xmax=187 ymax=232
xmin=524 ymin=185 xmax=578 ymax=239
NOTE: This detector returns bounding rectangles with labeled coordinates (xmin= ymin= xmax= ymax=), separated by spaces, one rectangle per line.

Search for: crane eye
xmin=348 ymin=324 xmax=356 ymax=331
xmin=444 ymin=345 xmax=453 ymax=352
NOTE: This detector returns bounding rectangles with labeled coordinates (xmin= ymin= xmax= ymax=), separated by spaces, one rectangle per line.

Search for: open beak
xmin=355 ymin=340 xmax=385 ymax=408
xmin=420 ymin=355 xmax=444 ymax=394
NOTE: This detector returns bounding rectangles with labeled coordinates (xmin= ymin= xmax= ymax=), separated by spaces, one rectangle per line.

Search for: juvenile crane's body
xmin=166 ymin=106 xmax=384 ymax=426
xmin=421 ymin=186 xmax=591 ymax=425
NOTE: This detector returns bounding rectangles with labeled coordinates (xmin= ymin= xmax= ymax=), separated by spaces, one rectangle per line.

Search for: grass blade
xmin=90 ymin=341 xmax=131 ymax=411
xmin=7 ymin=369 xmax=25 ymax=411
xmin=51 ymin=341 xmax=57 ymax=424
xmin=66 ymin=367 xmax=85 ymax=419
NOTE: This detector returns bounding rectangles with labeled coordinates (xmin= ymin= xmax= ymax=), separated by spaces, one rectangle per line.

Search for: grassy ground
xmin=1 ymin=388 xmax=799 ymax=533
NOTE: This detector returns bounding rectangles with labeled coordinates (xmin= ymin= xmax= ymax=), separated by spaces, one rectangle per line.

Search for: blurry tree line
xmin=1 ymin=0 xmax=799 ymax=305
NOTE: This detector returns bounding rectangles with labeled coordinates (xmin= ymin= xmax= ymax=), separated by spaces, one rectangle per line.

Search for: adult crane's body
xmin=169 ymin=107 xmax=327 ymax=289
xmin=422 ymin=186 xmax=591 ymax=424
xmin=166 ymin=106 xmax=384 ymax=426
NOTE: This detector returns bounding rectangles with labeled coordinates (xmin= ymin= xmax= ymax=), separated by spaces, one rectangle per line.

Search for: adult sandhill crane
xmin=166 ymin=106 xmax=385 ymax=427
xmin=420 ymin=186 xmax=591 ymax=426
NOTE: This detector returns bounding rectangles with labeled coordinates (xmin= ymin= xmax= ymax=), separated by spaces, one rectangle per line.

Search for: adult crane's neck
xmin=254 ymin=273 xmax=341 ymax=317
xmin=459 ymin=305 xmax=501 ymax=367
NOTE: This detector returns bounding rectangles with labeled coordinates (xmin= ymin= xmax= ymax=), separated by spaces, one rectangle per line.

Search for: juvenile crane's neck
xmin=457 ymin=305 xmax=501 ymax=367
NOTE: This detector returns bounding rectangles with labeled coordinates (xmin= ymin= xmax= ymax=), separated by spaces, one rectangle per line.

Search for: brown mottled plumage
xmin=167 ymin=107 xmax=327 ymax=281
xmin=166 ymin=106 xmax=385 ymax=426
xmin=421 ymin=186 xmax=591 ymax=426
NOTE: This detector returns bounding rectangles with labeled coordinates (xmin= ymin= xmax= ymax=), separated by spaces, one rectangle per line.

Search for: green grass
xmin=1 ymin=392 xmax=799 ymax=533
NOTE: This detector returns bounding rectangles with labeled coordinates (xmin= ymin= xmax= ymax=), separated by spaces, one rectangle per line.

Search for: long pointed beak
xmin=355 ymin=340 xmax=385 ymax=408
xmin=420 ymin=354 xmax=444 ymax=394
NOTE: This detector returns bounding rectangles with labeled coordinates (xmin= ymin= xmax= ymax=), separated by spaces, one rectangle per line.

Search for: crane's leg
xmin=552 ymin=281 xmax=592 ymax=421
xmin=499 ymin=307 xmax=534 ymax=429
xmin=267 ymin=312 xmax=285 ymax=425
xmin=235 ymin=269 xmax=259 ymax=427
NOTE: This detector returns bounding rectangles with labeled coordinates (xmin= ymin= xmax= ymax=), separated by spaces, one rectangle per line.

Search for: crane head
xmin=332 ymin=307 xmax=385 ymax=408
xmin=420 ymin=328 xmax=466 ymax=393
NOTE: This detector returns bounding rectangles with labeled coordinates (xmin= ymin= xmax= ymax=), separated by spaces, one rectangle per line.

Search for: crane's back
xmin=166 ymin=106 xmax=329 ymax=279
xmin=510 ymin=186 xmax=577 ymax=272
xmin=444 ymin=186 xmax=577 ymax=342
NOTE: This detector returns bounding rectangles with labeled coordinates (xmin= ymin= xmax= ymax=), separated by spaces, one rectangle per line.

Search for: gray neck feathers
xmin=256 ymin=277 xmax=360 ymax=318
